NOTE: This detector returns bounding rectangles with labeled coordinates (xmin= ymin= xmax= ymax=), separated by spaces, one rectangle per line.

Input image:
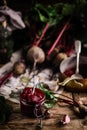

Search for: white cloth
xmin=0 ymin=6 xmax=25 ymax=30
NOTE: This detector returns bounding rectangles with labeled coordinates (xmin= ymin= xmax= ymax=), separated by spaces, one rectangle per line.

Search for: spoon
xmin=71 ymin=40 xmax=83 ymax=79
xmin=59 ymin=40 xmax=83 ymax=86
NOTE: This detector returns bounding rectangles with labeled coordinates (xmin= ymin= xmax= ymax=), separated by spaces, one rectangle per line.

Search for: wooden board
xmin=0 ymin=51 xmax=87 ymax=130
xmin=0 ymin=91 xmax=87 ymax=130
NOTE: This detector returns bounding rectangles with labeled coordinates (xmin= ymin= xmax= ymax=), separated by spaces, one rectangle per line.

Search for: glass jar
xmin=20 ymin=87 xmax=45 ymax=118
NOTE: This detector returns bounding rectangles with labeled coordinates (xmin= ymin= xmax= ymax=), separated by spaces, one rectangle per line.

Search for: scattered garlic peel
xmin=60 ymin=114 xmax=70 ymax=125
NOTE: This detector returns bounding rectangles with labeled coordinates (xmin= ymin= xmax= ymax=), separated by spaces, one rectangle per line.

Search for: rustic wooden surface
xmin=0 ymin=92 xmax=87 ymax=130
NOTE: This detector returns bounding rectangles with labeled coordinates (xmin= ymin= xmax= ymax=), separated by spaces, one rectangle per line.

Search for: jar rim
xmin=20 ymin=87 xmax=45 ymax=104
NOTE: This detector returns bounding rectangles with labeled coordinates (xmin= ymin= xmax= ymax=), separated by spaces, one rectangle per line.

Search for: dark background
xmin=0 ymin=0 xmax=74 ymax=12
xmin=0 ymin=0 xmax=87 ymax=56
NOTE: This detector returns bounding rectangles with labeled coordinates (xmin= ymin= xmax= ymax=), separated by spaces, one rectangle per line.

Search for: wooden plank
xmin=1 ymin=92 xmax=87 ymax=130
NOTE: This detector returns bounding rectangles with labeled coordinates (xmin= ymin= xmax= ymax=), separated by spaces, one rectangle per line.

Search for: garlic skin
xmin=60 ymin=114 xmax=71 ymax=125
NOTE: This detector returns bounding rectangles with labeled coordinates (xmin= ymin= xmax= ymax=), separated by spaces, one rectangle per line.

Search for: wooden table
xmin=0 ymin=91 xmax=87 ymax=130
xmin=0 ymin=59 xmax=87 ymax=130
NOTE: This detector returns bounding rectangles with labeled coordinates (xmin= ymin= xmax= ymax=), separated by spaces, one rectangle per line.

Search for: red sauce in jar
xmin=64 ymin=64 xmax=87 ymax=78
xmin=20 ymin=87 xmax=45 ymax=117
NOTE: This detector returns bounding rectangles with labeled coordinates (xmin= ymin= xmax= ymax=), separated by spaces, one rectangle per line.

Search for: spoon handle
xmin=75 ymin=40 xmax=81 ymax=53
xmin=75 ymin=40 xmax=81 ymax=74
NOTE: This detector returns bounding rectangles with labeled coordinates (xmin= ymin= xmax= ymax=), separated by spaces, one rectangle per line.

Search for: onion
xmin=26 ymin=46 xmax=45 ymax=64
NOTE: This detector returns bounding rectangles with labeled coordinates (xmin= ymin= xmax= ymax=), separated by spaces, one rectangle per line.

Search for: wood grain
xmin=0 ymin=92 xmax=87 ymax=130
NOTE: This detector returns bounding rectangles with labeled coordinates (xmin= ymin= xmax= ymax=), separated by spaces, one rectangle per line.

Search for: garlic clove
xmin=60 ymin=114 xmax=70 ymax=125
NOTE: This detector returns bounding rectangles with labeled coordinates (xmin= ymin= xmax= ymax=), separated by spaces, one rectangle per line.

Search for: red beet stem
xmin=47 ymin=21 xmax=70 ymax=55
xmin=58 ymin=97 xmax=79 ymax=107
xmin=0 ymin=71 xmax=13 ymax=87
xmin=35 ymin=23 xmax=49 ymax=46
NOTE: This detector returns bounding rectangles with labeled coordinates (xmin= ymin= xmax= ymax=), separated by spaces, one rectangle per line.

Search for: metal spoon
xmin=71 ymin=40 xmax=83 ymax=79
xmin=59 ymin=40 xmax=83 ymax=86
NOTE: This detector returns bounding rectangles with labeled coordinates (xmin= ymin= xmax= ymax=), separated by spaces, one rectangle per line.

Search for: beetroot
xmin=20 ymin=87 xmax=45 ymax=117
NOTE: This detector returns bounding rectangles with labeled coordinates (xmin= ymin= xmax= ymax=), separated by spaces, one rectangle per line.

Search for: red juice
xmin=20 ymin=87 xmax=45 ymax=117
xmin=64 ymin=64 xmax=87 ymax=78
